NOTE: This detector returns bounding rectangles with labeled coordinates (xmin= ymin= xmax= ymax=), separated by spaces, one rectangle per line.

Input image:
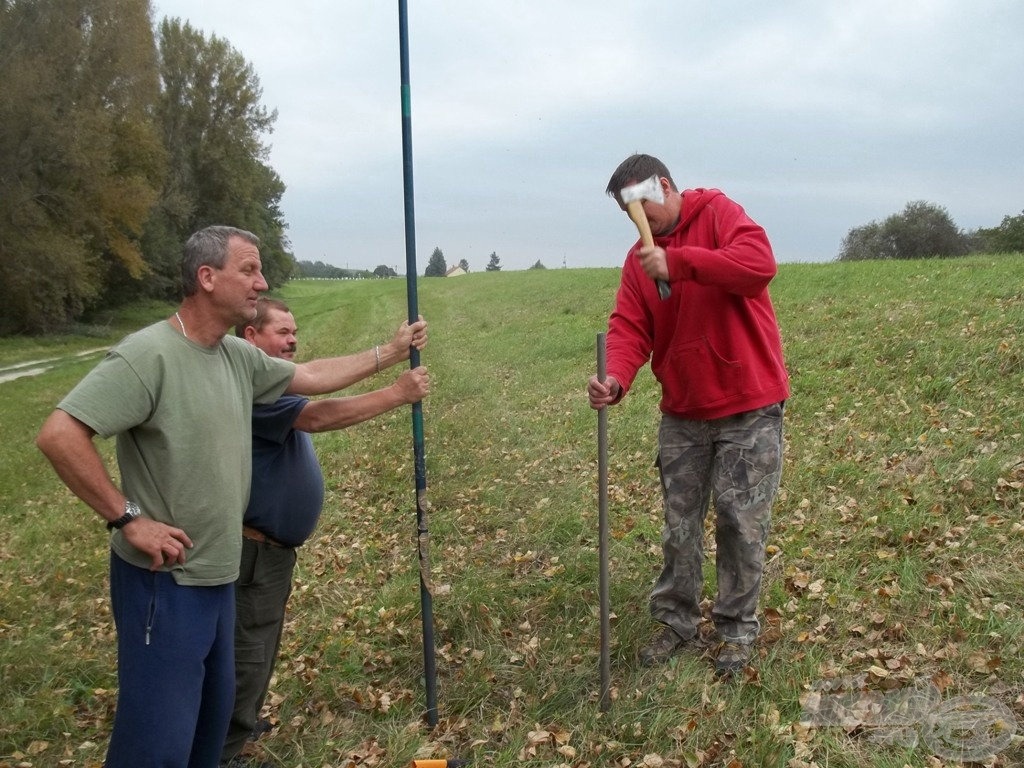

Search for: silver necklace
xmin=175 ymin=311 xmax=188 ymax=339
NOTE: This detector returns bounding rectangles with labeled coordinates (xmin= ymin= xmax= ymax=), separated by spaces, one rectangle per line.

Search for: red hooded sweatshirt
xmin=606 ymin=188 xmax=789 ymax=420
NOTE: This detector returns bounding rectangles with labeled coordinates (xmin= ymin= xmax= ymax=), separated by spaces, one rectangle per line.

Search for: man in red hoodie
xmin=588 ymin=153 xmax=789 ymax=677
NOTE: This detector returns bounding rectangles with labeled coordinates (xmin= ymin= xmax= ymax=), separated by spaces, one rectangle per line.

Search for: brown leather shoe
xmin=639 ymin=626 xmax=696 ymax=666
xmin=714 ymin=641 xmax=752 ymax=677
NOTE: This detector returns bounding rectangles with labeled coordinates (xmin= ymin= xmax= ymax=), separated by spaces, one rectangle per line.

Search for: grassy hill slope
xmin=2 ymin=257 xmax=1022 ymax=767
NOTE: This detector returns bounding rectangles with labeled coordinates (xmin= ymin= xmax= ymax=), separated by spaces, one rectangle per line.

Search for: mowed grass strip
xmin=2 ymin=256 xmax=1022 ymax=767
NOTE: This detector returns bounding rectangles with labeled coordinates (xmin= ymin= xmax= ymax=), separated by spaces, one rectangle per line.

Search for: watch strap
xmin=107 ymin=500 xmax=142 ymax=531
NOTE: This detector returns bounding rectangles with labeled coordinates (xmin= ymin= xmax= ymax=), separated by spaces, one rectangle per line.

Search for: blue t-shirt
xmin=244 ymin=395 xmax=325 ymax=547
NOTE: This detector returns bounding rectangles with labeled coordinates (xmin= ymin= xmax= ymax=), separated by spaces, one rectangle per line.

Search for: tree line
xmin=838 ymin=202 xmax=1024 ymax=261
xmin=291 ymin=261 xmax=402 ymax=279
xmin=0 ymin=0 xmax=291 ymax=334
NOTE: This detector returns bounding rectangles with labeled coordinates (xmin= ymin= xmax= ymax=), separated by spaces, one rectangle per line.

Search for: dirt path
xmin=0 ymin=347 xmax=108 ymax=384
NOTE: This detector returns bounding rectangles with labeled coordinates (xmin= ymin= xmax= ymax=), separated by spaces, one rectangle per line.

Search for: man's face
xmin=248 ymin=308 xmax=298 ymax=360
xmin=210 ymin=237 xmax=269 ymax=324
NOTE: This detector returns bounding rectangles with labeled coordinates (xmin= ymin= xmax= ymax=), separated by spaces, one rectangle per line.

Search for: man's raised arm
xmin=288 ymin=317 xmax=427 ymax=396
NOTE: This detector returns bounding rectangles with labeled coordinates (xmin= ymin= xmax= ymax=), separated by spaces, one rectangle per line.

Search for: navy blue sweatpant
xmin=105 ymin=552 xmax=235 ymax=768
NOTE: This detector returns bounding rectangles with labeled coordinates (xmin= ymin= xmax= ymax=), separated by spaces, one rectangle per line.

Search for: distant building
xmin=445 ymin=266 xmax=467 ymax=277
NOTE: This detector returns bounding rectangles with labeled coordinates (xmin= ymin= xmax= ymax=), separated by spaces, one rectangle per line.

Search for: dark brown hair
xmin=606 ymin=154 xmax=677 ymax=200
xmin=235 ymin=296 xmax=289 ymax=338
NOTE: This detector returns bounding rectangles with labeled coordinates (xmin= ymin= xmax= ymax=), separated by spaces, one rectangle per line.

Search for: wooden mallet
xmin=618 ymin=174 xmax=671 ymax=300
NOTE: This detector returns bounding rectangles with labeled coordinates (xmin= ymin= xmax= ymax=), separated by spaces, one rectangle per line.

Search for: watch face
xmin=114 ymin=501 xmax=142 ymax=528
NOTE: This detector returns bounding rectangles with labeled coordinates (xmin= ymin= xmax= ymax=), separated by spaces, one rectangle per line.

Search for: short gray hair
xmin=181 ymin=226 xmax=261 ymax=296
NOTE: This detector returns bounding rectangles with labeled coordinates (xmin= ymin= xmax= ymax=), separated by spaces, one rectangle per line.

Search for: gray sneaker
xmin=639 ymin=626 xmax=695 ymax=666
xmin=714 ymin=641 xmax=752 ymax=677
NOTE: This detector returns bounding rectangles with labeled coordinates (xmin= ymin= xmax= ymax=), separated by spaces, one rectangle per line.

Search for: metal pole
xmin=597 ymin=332 xmax=611 ymax=711
xmin=398 ymin=0 xmax=438 ymax=727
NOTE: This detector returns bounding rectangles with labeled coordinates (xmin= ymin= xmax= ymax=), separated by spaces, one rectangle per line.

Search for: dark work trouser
xmin=220 ymin=537 xmax=297 ymax=764
xmin=106 ymin=552 xmax=235 ymax=768
xmin=652 ymin=402 xmax=784 ymax=645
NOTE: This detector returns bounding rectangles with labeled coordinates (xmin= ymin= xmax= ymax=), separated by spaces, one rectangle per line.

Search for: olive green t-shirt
xmin=59 ymin=321 xmax=295 ymax=586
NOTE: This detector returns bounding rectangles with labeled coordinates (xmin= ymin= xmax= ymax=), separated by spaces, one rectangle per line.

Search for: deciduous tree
xmin=838 ymin=222 xmax=893 ymax=262
xmin=146 ymin=18 xmax=292 ymax=297
xmin=975 ymin=211 xmax=1024 ymax=254
xmin=838 ymin=201 xmax=969 ymax=262
xmin=0 ymin=0 xmax=165 ymax=333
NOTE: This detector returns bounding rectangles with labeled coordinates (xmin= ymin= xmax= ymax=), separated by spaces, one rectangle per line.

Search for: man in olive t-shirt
xmin=36 ymin=226 xmax=428 ymax=768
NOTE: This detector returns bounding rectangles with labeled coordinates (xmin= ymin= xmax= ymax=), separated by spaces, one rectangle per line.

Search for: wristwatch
xmin=107 ymin=500 xmax=142 ymax=531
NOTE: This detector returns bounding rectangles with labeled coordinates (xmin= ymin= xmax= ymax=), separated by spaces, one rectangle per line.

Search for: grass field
xmin=1 ymin=256 xmax=1022 ymax=767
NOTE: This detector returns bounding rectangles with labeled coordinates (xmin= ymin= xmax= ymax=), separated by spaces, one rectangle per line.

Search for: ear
xmin=197 ymin=264 xmax=216 ymax=293
xmin=243 ymin=325 xmax=259 ymax=344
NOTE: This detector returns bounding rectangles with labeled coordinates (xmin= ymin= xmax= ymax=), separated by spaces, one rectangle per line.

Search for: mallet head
xmin=618 ymin=174 xmax=664 ymax=207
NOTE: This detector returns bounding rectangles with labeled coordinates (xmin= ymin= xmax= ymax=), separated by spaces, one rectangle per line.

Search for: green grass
xmin=2 ymin=258 xmax=1023 ymax=767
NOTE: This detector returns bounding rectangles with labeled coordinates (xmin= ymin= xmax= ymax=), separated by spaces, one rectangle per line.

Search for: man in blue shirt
xmin=221 ymin=297 xmax=429 ymax=767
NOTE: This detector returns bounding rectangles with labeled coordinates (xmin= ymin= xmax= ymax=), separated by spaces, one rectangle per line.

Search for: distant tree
xmin=373 ymin=264 xmax=397 ymax=278
xmin=886 ymin=201 xmax=968 ymax=259
xmin=975 ymin=211 xmax=1024 ymax=253
xmin=0 ymin=0 xmax=165 ymax=333
xmin=838 ymin=222 xmax=894 ymax=262
xmin=838 ymin=201 xmax=969 ymax=261
xmin=486 ymin=252 xmax=502 ymax=272
xmin=528 ymin=260 xmax=547 ymax=270
xmin=425 ymin=247 xmax=446 ymax=277
xmin=458 ymin=258 xmax=470 ymax=272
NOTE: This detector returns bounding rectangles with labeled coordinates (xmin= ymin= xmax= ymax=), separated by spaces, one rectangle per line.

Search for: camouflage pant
xmin=652 ymin=402 xmax=784 ymax=644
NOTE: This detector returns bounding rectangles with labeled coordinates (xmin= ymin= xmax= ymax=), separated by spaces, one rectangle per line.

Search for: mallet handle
xmin=624 ymin=201 xmax=672 ymax=300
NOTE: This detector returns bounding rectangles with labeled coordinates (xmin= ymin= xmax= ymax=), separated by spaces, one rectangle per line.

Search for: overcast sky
xmin=151 ymin=0 xmax=1023 ymax=272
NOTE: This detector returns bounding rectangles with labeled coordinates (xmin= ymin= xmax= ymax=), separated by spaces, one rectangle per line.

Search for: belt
xmin=242 ymin=525 xmax=290 ymax=548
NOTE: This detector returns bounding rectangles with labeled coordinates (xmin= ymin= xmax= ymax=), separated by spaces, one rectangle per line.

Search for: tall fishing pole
xmin=398 ymin=0 xmax=438 ymax=727
xmin=597 ymin=333 xmax=611 ymax=712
